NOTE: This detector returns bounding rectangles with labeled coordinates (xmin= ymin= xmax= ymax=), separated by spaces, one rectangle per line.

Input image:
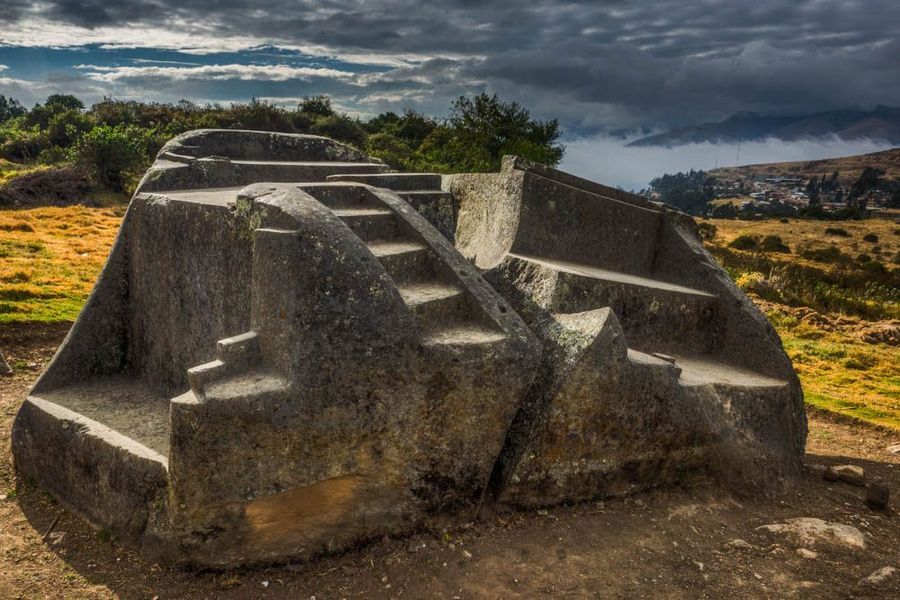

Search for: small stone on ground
xmin=756 ymin=517 xmax=866 ymax=549
xmin=824 ymin=464 xmax=865 ymax=486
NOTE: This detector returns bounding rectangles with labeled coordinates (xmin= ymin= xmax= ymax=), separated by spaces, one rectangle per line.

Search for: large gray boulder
xmin=449 ymin=156 xmax=806 ymax=506
xmin=11 ymin=132 xmax=806 ymax=567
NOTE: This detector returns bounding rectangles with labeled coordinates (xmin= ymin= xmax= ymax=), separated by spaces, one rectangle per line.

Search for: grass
xmin=765 ymin=308 xmax=900 ymax=430
xmin=0 ymin=205 xmax=124 ymax=323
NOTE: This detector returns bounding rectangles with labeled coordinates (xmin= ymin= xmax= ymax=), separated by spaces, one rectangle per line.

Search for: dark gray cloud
xmin=2 ymin=0 xmax=899 ymax=132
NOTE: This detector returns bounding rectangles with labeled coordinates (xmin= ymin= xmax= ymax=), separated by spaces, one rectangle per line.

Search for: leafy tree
xmin=805 ymin=177 xmax=820 ymax=206
xmin=310 ymin=114 xmax=367 ymax=148
xmin=0 ymin=95 xmax=26 ymax=123
xmin=26 ymin=94 xmax=86 ymax=128
xmin=426 ymin=93 xmax=564 ymax=171
xmin=848 ymin=167 xmax=883 ymax=214
xmin=648 ymin=170 xmax=716 ymax=214
xmin=299 ymin=95 xmax=334 ymax=117
xmin=47 ymin=109 xmax=94 ymax=147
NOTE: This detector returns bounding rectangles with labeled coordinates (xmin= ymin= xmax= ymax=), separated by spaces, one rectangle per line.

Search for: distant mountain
xmin=709 ymin=147 xmax=900 ymax=184
xmin=628 ymin=106 xmax=900 ymax=147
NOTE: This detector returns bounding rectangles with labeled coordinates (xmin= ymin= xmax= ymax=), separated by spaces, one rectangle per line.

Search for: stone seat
xmin=32 ymin=376 xmax=171 ymax=457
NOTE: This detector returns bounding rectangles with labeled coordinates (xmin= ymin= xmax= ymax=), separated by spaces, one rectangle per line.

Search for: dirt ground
xmin=1 ymin=325 xmax=898 ymax=599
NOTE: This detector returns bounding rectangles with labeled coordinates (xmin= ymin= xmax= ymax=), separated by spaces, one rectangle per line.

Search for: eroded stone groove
xmin=12 ymin=131 xmax=805 ymax=567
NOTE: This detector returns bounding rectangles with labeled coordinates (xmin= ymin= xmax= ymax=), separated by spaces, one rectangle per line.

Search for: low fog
xmin=560 ymin=136 xmax=898 ymax=192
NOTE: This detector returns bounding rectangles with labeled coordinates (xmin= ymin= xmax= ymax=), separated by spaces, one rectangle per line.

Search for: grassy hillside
xmin=710 ymin=147 xmax=900 ymax=184
xmin=705 ymin=218 xmax=899 ymax=429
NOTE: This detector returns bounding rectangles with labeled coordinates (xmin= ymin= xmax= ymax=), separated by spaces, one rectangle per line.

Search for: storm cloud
xmin=1 ymin=0 xmax=899 ymax=133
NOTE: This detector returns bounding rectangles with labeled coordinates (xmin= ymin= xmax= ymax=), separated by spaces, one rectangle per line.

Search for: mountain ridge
xmin=629 ymin=106 xmax=900 ymax=147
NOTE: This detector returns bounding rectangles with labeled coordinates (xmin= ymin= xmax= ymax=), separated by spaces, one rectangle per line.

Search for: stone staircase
xmin=326 ymin=173 xmax=456 ymax=241
xmin=298 ymin=184 xmax=502 ymax=348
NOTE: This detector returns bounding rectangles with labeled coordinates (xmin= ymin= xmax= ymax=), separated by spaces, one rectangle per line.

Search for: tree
xmin=0 ymin=95 xmax=26 ymax=123
xmin=26 ymin=94 xmax=86 ymax=128
xmin=847 ymin=167 xmax=883 ymax=215
xmin=805 ymin=177 xmax=820 ymax=206
xmin=438 ymin=93 xmax=564 ymax=170
xmin=648 ymin=170 xmax=716 ymax=214
xmin=299 ymin=95 xmax=334 ymax=117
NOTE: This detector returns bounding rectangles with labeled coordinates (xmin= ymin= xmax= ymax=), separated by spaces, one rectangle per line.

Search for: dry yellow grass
xmin=708 ymin=217 xmax=899 ymax=271
xmin=0 ymin=206 xmax=124 ymax=323
xmin=704 ymin=218 xmax=899 ymax=429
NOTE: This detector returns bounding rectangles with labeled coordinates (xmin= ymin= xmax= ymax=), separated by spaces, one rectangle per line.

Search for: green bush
xmin=366 ymin=132 xmax=414 ymax=170
xmin=68 ymin=125 xmax=153 ymax=192
xmin=862 ymin=233 xmax=879 ymax=243
xmin=729 ymin=234 xmax=758 ymax=250
xmin=760 ymin=234 xmax=791 ymax=253
xmin=696 ymin=222 xmax=717 ymax=241
xmin=46 ymin=109 xmax=94 ymax=147
xmin=299 ymin=95 xmax=334 ymax=117
xmin=825 ymin=227 xmax=850 ymax=237
xmin=800 ymin=245 xmax=849 ymax=265
xmin=310 ymin=115 xmax=367 ymax=149
xmin=0 ymin=119 xmax=50 ymax=161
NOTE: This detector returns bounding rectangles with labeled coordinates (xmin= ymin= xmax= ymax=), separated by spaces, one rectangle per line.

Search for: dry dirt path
xmin=1 ymin=325 xmax=898 ymax=599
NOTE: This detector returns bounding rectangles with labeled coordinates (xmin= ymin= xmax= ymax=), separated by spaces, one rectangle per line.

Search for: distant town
xmin=643 ymin=148 xmax=900 ymax=219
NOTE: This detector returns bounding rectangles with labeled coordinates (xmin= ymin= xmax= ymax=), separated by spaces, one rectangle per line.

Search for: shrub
xmin=779 ymin=217 xmax=790 ymax=224
xmin=299 ymin=95 xmax=334 ymax=117
xmin=760 ymin=234 xmax=791 ymax=253
xmin=68 ymin=125 xmax=152 ymax=192
xmin=800 ymin=245 xmax=848 ymax=265
xmin=862 ymin=233 xmax=879 ymax=243
xmin=0 ymin=118 xmax=50 ymax=161
xmin=860 ymin=259 xmax=887 ymax=275
xmin=46 ymin=109 xmax=94 ymax=147
xmin=825 ymin=227 xmax=850 ymax=237
xmin=0 ymin=167 xmax=93 ymax=207
xmin=696 ymin=222 xmax=717 ymax=241
xmin=857 ymin=253 xmax=871 ymax=263
xmin=729 ymin=234 xmax=758 ymax=250
xmin=366 ymin=132 xmax=414 ymax=170
xmin=310 ymin=115 xmax=367 ymax=149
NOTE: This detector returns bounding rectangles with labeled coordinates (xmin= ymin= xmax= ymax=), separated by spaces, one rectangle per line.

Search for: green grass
xmin=0 ymin=205 xmax=124 ymax=323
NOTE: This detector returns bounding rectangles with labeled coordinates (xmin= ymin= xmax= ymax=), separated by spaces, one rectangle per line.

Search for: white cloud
xmin=0 ymin=19 xmax=432 ymax=67
xmin=0 ymin=65 xmax=8 ymax=72
xmin=561 ymin=135 xmax=899 ymax=191
xmin=77 ymin=63 xmax=358 ymax=83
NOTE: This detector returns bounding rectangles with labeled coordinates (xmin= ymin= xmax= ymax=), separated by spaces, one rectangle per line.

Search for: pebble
xmin=756 ymin=517 xmax=866 ymax=549
xmin=859 ymin=566 xmax=898 ymax=587
xmin=796 ymin=548 xmax=818 ymax=559
xmin=724 ymin=539 xmax=754 ymax=551
xmin=824 ymin=465 xmax=865 ymax=487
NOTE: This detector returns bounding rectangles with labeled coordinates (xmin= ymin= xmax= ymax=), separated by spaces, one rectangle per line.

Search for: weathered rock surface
xmin=824 ymin=464 xmax=866 ymax=486
xmin=756 ymin=518 xmax=866 ymax=549
xmin=12 ymin=131 xmax=539 ymax=567
xmin=12 ymin=131 xmax=807 ymax=568
xmin=449 ymin=156 xmax=806 ymax=506
xmin=859 ymin=566 xmax=898 ymax=587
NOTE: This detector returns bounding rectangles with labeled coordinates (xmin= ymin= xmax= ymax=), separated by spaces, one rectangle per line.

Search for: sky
xmin=1 ymin=1 xmax=899 ymax=187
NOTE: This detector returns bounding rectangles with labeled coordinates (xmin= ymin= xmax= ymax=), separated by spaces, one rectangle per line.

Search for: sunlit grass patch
xmin=0 ymin=205 xmax=124 ymax=323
